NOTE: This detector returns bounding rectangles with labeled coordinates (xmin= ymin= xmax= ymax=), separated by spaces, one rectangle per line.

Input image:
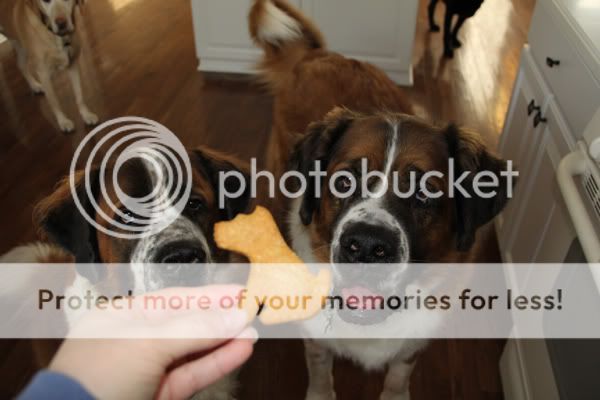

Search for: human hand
xmin=49 ymin=285 xmax=256 ymax=400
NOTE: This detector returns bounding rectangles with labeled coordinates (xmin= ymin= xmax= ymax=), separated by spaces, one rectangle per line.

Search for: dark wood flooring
xmin=0 ymin=0 xmax=535 ymax=398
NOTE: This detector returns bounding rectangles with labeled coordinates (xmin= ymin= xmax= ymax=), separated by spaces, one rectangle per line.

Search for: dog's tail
xmin=249 ymin=0 xmax=325 ymax=87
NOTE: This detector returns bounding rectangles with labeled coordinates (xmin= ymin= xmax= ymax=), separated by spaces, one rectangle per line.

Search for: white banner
xmin=0 ymin=263 xmax=598 ymax=339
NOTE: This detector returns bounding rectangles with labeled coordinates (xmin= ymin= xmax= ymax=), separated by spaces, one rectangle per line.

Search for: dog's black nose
xmin=156 ymin=241 xmax=207 ymax=264
xmin=155 ymin=242 xmax=207 ymax=286
xmin=160 ymin=247 xmax=206 ymax=264
xmin=338 ymin=222 xmax=402 ymax=263
xmin=55 ymin=18 xmax=68 ymax=31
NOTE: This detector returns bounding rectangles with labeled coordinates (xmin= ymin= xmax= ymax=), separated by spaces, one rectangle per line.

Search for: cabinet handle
xmin=527 ymin=99 xmax=540 ymax=116
xmin=533 ymin=110 xmax=547 ymax=128
xmin=546 ymin=57 xmax=561 ymax=68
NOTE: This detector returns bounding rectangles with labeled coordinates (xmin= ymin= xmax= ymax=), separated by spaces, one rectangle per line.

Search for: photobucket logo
xmin=218 ymin=158 xmax=518 ymax=208
xmin=70 ymin=117 xmax=192 ymax=239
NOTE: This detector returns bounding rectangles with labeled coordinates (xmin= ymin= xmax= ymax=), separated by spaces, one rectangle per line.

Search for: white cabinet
xmin=497 ymin=49 xmax=577 ymax=264
xmin=190 ymin=0 xmax=418 ymax=85
xmin=497 ymin=0 xmax=600 ymax=399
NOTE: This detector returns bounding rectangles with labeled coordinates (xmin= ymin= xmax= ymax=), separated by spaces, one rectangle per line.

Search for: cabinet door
xmin=498 ymin=66 xmax=539 ymax=167
xmin=502 ymin=99 xmax=575 ymax=266
xmin=497 ymin=69 xmax=546 ymax=248
xmin=300 ymin=0 xmax=418 ymax=84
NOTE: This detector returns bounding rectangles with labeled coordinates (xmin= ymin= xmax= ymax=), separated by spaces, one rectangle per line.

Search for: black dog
xmin=428 ymin=0 xmax=485 ymax=58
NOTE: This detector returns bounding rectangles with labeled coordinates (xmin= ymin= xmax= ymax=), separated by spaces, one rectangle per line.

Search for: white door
xmin=192 ymin=0 xmax=301 ymax=74
xmin=300 ymin=0 xmax=418 ymax=84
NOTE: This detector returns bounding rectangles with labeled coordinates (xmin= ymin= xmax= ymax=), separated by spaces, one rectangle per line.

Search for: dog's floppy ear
xmin=289 ymin=107 xmax=358 ymax=226
xmin=33 ymin=169 xmax=105 ymax=282
xmin=445 ymin=125 xmax=517 ymax=251
xmin=192 ymin=147 xmax=251 ymax=220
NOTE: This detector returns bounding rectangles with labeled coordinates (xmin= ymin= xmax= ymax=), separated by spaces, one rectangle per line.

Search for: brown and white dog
xmin=249 ymin=1 xmax=513 ymax=399
xmin=0 ymin=0 xmax=98 ymax=132
xmin=4 ymin=146 xmax=251 ymax=400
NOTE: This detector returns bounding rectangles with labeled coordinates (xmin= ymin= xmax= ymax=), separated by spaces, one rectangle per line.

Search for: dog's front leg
xmin=379 ymin=356 xmax=415 ymax=400
xmin=450 ymin=15 xmax=467 ymax=48
xmin=428 ymin=0 xmax=440 ymax=31
xmin=12 ymin=41 xmax=43 ymax=94
xmin=304 ymin=339 xmax=335 ymax=400
xmin=443 ymin=9 xmax=456 ymax=58
xmin=68 ymin=64 xmax=98 ymax=126
xmin=37 ymin=68 xmax=75 ymax=132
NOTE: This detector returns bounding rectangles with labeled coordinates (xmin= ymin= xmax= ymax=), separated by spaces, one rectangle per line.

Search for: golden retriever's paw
xmin=30 ymin=82 xmax=44 ymax=95
xmin=57 ymin=116 xmax=75 ymax=133
xmin=306 ymin=390 xmax=336 ymax=400
xmin=81 ymin=109 xmax=99 ymax=126
xmin=81 ymin=112 xmax=100 ymax=126
xmin=380 ymin=390 xmax=410 ymax=400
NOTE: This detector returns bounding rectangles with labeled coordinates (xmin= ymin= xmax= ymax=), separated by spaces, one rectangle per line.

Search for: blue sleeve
xmin=17 ymin=370 xmax=95 ymax=400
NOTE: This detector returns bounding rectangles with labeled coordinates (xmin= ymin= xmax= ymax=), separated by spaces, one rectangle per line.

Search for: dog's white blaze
xmin=382 ymin=123 xmax=399 ymax=182
xmin=39 ymin=0 xmax=76 ymax=33
xmin=130 ymin=209 xmax=210 ymax=292
xmin=257 ymin=0 xmax=302 ymax=44
xmin=129 ymin=156 xmax=211 ymax=293
xmin=330 ymin=121 xmax=409 ymax=266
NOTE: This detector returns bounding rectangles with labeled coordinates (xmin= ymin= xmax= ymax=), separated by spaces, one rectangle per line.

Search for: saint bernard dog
xmin=3 ymin=146 xmax=252 ymax=400
xmin=248 ymin=1 xmax=514 ymax=399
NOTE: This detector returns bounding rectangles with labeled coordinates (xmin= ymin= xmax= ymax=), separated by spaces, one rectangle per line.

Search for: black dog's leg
xmin=443 ymin=9 xmax=455 ymax=58
xmin=428 ymin=0 xmax=440 ymax=32
xmin=451 ymin=15 xmax=467 ymax=48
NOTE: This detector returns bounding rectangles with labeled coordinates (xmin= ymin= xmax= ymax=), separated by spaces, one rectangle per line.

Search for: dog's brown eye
xmin=334 ymin=175 xmax=354 ymax=194
xmin=117 ymin=209 xmax=136 ymax=225
xmin=186 ymin=198 xmax=204 ymax=212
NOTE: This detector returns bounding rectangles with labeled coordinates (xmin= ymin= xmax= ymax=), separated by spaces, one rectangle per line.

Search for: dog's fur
xmin=0 ymin=0 xmax=98 ymax=131
xmin=248 ymin=0 xmax=412 ymax=187
xmin=428 ymin=0 xmax=485 ymax=58
xmin=5 ymin=147 xmax=253 ymax=400
xmin=249 ymin=1 xmax=511 ymax=399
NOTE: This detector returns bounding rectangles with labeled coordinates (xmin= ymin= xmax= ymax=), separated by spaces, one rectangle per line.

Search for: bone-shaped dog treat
xmin=214 ymin=206 xmax=331 ymax=325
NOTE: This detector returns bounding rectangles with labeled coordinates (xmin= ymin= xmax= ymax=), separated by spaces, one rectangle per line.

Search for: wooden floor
xmin=0 ymin=0 xmax=535 ymax=398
